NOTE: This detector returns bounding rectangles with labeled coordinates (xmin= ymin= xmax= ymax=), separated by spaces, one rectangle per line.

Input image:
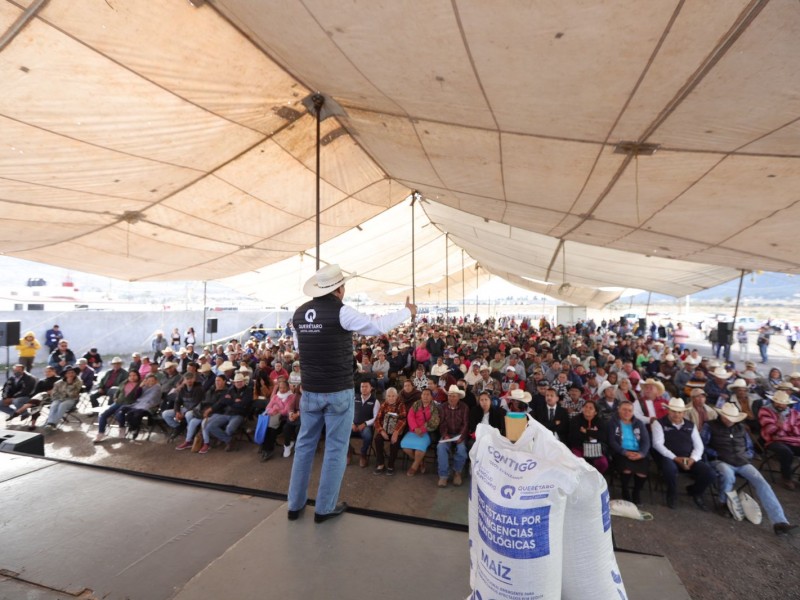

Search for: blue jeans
xmin=184 ymin=414 xmax=203 ymax=442
xmin=98 ymin=403 xmax=123 ymax=434
xmin=713 ymin=461 xmax=787 ymax=525
xmin=161 ymin=407 xmax=188 ymax=429
xmin=758 ymin=344 xmax=768 ymax=363
xmin=1 ymin=398 xmax=28 ymax=417
xmin=45 ymin=398 xmax=77 ymax=425
xmin=437 ymin=440 xmax=468 ymax=478
xmin=350 ymin=425 xmax=373 ymax=456
xmin=204 ymin=414 xmax=244 ymax=444
xmin=288 ymin=388 xmax=354 ymax=515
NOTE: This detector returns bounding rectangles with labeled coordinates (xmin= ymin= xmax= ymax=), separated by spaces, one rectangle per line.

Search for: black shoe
xmin=666 ymin=496 xmax=677 ymax=510
xmin=691 ymin=495 xmax=708 ymax=512
xmin=287 ymin=505 xmax=306 ymax=521
xmin=773 ymin=522 xmax=798 ymax=536
xmin=314 ymin=502 xmax=348 ymax=523
xmin=386 ymin=467 xmax=395 ymax=476
xmin=260 ymin=450 xmax=275 ymax=462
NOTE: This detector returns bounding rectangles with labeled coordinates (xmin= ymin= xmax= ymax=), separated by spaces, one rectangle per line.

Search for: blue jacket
xmin=608 ymin=415 xmax=650 ymax=456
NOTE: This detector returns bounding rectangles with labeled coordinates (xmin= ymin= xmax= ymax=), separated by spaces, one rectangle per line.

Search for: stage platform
xmin=0 ymin=451 xmax=690 ymax=600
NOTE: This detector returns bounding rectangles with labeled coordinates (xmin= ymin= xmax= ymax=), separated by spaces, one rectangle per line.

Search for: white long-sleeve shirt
xmin=295 ymin=305 xmax=411 ymax=348
xmin=651 ymin=419 xmax=704 ymax=462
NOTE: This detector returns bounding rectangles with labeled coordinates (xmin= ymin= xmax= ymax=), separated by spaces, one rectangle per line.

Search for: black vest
xmin=354 ymin=394 xmax=377 ymax=426
xmin=708 ymin=420 xmax=749 ymax=466
xmin=293 ymin=294 xmax=353 ymax=393
xmin=658 ymin=416 xmax=694 ymax=457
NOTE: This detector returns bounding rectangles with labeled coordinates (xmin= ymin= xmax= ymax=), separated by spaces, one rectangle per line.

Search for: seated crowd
xmin=3 ymin=316 xmax=799 ymax=535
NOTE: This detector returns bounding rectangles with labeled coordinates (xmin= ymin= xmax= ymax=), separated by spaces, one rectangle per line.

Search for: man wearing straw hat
xmin=704 ymin=402 xmax=797 ymax=535
xmin=287 ymin=264 xmax=416 ymax=523
xmin=651 ymin=398 xmax=713 ymax=510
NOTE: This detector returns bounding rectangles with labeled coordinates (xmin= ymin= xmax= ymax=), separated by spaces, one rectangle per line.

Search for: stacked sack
xmin=468 ymin=417 xmax=627 ymax=600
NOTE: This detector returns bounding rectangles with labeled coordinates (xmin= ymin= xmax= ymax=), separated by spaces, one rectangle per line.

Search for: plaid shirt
xmin=562 ymin=395 xmax=585 ymax=418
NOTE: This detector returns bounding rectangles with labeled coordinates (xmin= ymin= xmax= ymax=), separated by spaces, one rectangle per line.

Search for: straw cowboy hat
xmin=714 ymin=402 xmax=747 ymax=423
xmin=303 ymin=264 xmax=353 ymax=297
xmin=710 ymin=367 xmax=730 ymax=380
xmin=219 ymin=361 xmax=236 ymax=371
xmin=509 ymin=388 xmax=528 ymax=404
xmin=446 ymin=384 xmax=465 ymax=398
xmin=771 ymin=390 xmax=797 ymax=406
xmin=666 ymin=397 xmax=689 ymax=412
xmin=641 ymin=378 xmax=665 ymax=395
xmin=597 ymin=380 xmax=617 ymax=396
xmin=727 ymin=378 xmax=748 ymax=391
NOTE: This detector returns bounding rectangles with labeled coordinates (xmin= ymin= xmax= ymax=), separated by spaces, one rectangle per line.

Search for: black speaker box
xmin=0 ymin=321 xmax=21 ymax=347
xmin=718 ymin=321 xmax=732 ymax=342
xmin=206 ymin=318 xmax=218 ymax=334
xmin=638 ymin=318 xmax=647 ymax=333
xmin=0 ymin=430 xmax=45 ymax=456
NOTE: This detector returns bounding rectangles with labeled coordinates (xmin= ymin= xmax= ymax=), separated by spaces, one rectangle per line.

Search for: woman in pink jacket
xmin=758 ymin=390 xmax=800 ymax=490
xmin=400 ymin=388 xmax=440 ymax=476
xmin=259 ymin=377 xmax=298 ymax=461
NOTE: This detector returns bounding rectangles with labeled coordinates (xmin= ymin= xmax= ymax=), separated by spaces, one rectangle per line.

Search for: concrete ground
xmin=2 ymin=326 xmax=799 ymax=599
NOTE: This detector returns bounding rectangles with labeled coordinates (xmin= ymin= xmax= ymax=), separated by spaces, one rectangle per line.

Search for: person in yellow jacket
xmin=16 ymin=331 xmax=41 ymax=373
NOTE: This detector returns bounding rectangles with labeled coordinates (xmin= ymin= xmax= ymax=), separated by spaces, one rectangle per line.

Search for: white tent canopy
xmin=2 ymin=0 xmax=798 ymax=307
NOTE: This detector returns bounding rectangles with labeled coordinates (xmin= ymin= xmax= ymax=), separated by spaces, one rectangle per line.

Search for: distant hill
xmin=626 ymin=272 xmax=800 ymax=303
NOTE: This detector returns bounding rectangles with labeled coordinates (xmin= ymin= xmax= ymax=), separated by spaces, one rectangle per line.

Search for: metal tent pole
xmin=312 ymin=94 xmax=324 ymax=270
xmin=445 ymin=233 xmax=449 ymax=321
xmin=461 ymin=249 xmax=465 ymax=319
xmin=732 ymin=269 xmax=746 ymax=322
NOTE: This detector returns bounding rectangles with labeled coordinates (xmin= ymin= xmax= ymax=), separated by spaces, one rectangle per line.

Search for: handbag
xmin=583 ymin=439 xmax=604 ymax=458
xmin=254 ymin=413 xmax=269 ymax=445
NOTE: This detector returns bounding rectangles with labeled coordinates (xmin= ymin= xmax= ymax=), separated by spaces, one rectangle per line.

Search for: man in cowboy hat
xmin=199 ymin=372 xmax=253 ymax=454
xmin=89 ymin=356 xmax=127 ymax=408
xmin=703 ymin=402 xmax=797 ymax=534
xmin=634 ymin=378 xmax=669 ymax=426
xmin=437 ymin=384 xmax=469 ymax=488
xmin=704 ymin=367 xmax=732 ymax=407
xmin=288 ymin=264 xmax=416 ymax=523
xmin=651 ymin=398 xmax=713 ymax=510
xmin=757 ymin=390 xmax=800 ymax=490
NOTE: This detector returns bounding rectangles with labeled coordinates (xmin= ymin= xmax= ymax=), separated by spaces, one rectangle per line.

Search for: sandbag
xmin=561 ymin=465 xmax=628 ymax=600
xmin=468 ymin=417 xmax=581 ymax=600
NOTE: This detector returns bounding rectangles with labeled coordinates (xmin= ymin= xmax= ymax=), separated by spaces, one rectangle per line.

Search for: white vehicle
xmin=734 ymin=316 xmax=760 ymax=331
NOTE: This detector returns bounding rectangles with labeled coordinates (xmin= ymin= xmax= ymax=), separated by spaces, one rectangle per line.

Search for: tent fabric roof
xmin=1 ymin=1 xmax=798 ymax=306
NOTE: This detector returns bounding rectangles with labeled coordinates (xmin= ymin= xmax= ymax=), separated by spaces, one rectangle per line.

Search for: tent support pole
xmin=0 ymin=0 xmax=48 ymax=53
xmin=445 ymin=233 xmax=449 ymax=323
xmin=461 ymin=250 xmax=465 ymax=319
xmin=312 ymin=94 xmax=324 ymax=270
xmin=202 ymin=281 xmax=207 ymax=346
xmin=411 ymin=193 xmax=418 ymax=305
xmin=732 ymin=269 xmax=746 ymax=322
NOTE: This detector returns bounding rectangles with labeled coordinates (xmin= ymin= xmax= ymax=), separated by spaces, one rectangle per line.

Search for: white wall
xmin=0 ymin=309 xmax=293 ymax=365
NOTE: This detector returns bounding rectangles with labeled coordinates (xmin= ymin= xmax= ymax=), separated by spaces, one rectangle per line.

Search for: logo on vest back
xmin=298 ymin=308 xmax=323 ymax=332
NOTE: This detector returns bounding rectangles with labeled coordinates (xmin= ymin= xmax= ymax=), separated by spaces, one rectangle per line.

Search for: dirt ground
xmin=4 ymin=326 xmax=800 ymax=599
xmin=4 ymin=414 xmax=796 ymax=600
